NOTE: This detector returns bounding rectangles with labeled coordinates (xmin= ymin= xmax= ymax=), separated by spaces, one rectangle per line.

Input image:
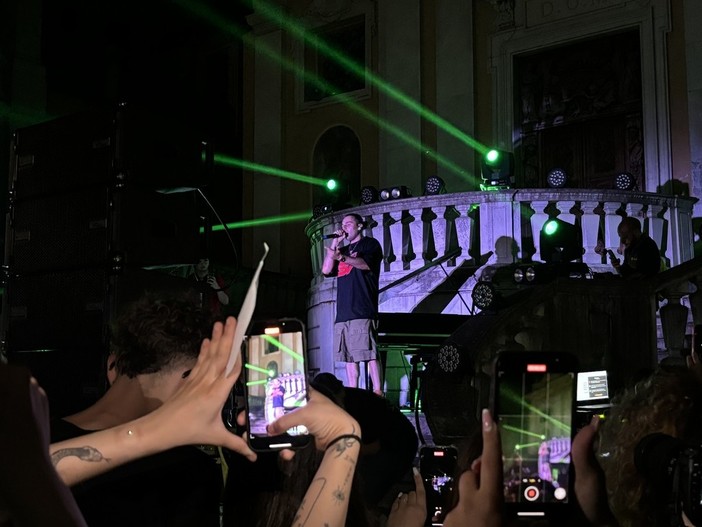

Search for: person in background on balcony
xmin=595 ymin=216 xmax=661 ymax=278
xmin=189 ymin=256 xmax=229 ymax=315
xmin=322 ymin=213 xmax=384 ymax=394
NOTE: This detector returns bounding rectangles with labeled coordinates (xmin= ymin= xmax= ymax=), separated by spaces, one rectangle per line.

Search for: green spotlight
xmin=485 ymin=149 xmax=501 ymax=165
xmin=326 ymin=179 xmax=338 ymax=191
xmin=543 ymin=220 xmax=559 ymax=236
xmin=268 ymin=369 xmax=276 ymax=377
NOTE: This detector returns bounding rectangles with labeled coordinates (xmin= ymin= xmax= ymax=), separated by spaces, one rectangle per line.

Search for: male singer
xmin=322 ymin=213 xmax=384 ymax=394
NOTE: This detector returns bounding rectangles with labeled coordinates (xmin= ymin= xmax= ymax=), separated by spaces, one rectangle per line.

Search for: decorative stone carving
xmin=306 ymin=0 xmax=354 ymax=23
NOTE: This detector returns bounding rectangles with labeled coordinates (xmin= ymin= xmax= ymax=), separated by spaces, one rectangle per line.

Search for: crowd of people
xmin=2 ymin=213 xmax=690 ymax=526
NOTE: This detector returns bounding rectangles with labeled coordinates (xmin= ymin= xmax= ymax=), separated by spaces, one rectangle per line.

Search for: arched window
xmin=312 ymin=126 xmax=361 ymax=207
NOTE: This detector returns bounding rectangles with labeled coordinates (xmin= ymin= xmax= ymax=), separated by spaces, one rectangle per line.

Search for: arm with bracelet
xmin=267 ymin=388 xmax=362 ymax=527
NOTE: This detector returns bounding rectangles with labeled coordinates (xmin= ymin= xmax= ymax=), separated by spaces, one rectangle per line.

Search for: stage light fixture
xmin=546 ymin=168 xmax=567 ymax=188
xmin=471 ymin=281 xmax=496 ymax=310
xmin=540 ymin=218 xmax=582 ymax=263
xmin=480 ymin=149 xmax=514 ymax=191
xmin=614 ymin=172 xmax=636 ymax=191
xmin=379 ymin=186 xmax=412 ymax=201
xmin=513 ymin=265 xmax=537 ymax=284
xmin=312 ymin=203 xmax=334 ymax=219
xmin=437 ymin=343 xmax=461 ymax=374
xmin=424 ymin=176 xmax=446 ymax=196
xmin=326 ymin=179 xmax=338 ymax=191
xmin=359 ymin=186 xmax=379 ymax=205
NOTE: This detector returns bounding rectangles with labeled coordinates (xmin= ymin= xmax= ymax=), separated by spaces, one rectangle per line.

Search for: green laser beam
xmin=515 ymin=441 xmax=545 ymax=450
xmin=255 ymin=0 xmax=490 ymax=156
xmin=262 ymin=334 xmax=304 ymax=362
xmin=172 ymin=0 xmax=477 ymax=185
xmin=502 ymin=424 xmax=547 ymax=440
xmin=200 ymin=211 xmax=311 ymax=233
xmin=501 ymin=386 xmax=572 ymax=434
xmin=213 ymin=154 xmax=329 ymax=187
xmin=245 ymin=363 xmax=272 ymax=375
xmin=246 ymin=379 xmax=271 ymax=386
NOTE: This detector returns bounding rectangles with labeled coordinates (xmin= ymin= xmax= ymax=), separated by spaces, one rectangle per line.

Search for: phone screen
xmin=494 ymin=352 xmax=576 ymax=517
xmin=420 ymin=446 xmax=458 ymax=526
xmin=244 ymin=318 xmax=311 ymax=451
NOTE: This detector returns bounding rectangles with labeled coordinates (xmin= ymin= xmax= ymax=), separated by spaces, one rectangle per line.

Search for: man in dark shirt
xmin=321 ymin=213 xmax=384 ymax=393
xmin=50 ymin=296 xmax=222 ymax=527
xmin=596 ymin=216 xmax=661 ymax=278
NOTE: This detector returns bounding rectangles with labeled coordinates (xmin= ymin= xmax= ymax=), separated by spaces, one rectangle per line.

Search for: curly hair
xmin=110 ymin=295 xmax=214 ymax=378
xmin=597 ymin=367 xmax=702 ymax=526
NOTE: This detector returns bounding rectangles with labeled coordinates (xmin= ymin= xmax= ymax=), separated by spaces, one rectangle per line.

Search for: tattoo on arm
xmin=51 ymin=446 xmax=110 ymax=468
xmin=293 ymin=477 xmax=326 ymax=527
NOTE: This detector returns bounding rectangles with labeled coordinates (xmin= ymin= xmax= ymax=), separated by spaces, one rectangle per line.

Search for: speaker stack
xmin=1 ymin=103 xmax=206 ymax=415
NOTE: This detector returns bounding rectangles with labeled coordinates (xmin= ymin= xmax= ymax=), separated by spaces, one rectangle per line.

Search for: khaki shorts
xmin=334 ymin=319 xmax=378 ymax=363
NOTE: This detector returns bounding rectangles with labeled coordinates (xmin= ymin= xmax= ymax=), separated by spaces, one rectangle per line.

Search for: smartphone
xmin=492 ymin=351 xmax=577 ymax=519
xmin=244 ymin=318 xmax=311 ymax=451
xmin=419 ymin=445 xmax=458 ymax=526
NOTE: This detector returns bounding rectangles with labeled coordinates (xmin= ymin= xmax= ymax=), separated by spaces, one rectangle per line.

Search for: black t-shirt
xmin=621 ymin=234 xmax=661 ymax=278
xmin=51 ymin=419 xmax=222 ymax=527
xmin=334 ymin=236 xmax=383 ymax=323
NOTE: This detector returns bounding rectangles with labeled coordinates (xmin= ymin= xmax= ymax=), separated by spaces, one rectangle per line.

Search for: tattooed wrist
xmin=51 ymin=446 xmax=110 ymax=467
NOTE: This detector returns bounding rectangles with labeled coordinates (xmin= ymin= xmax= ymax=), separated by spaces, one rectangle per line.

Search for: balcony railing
xmin=304 ymin=189 xmax=698 ymax=398
xmin=306 ymin=189 xmax=696 ymax=285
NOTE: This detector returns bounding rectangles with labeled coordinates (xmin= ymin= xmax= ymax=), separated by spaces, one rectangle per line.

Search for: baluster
xmin=581 ymin=201 xmax=601 ymax=264
xmin=602 ymin=202 xmax=621 ymax=253
xmin=407 ymin=207 xmax=423 ymax=271
xmin=646 ymin=204 xmax=666 ymax=267
xmin=454 ymin=205 xmax=474 ymax=266
xmin=431 ymin=205 xmax=448 ymax=258
xmin=387 ymin=209 xmax=404 ymax=272
xmin=364 ymin=213 xmax=385 ymax=257
xmin=482 ymin=201 xmax=516 ymax=264
xmin=530 ymin=200 xmax=549 ymax=262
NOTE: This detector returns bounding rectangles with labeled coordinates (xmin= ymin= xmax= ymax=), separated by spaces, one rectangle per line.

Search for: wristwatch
xmin=339 ymin=255 xmax=347 ymax=262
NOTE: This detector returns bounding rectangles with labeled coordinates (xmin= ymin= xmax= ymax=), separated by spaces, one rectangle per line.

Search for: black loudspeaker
xmin=1 ymin=104 xmax=206 ymax=415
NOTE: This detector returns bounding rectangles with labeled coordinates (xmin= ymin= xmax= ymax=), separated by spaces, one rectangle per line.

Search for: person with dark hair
xmin=311 ymin=372 xmax=419 ymax=509
xmin=595 ymin=216 xmax=661 ymax=278
xmin=189 ymin=257 xmax=229 ymax=315
xmin=321 ymin=213 xmax=384 ymax=394
xmin=50 ymin=295 xmax=223 ymax=527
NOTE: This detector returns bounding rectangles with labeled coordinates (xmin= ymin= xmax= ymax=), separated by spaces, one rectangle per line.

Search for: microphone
xmin=322 ymin=233 xmax=343 ymax=240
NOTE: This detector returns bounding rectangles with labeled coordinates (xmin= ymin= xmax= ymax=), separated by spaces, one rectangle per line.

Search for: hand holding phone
xmin=492 ymin=351 xmax=577 ymax=520
xmin=267 ymin=387 xmax=360 ymax=451
xmin=244 ymin=318 xmax=311 ymax=451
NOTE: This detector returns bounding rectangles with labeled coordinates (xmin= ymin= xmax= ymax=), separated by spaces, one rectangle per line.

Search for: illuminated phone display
xmin=494 ymin=352 xmax=577 ymax=517
xmin=245 ymin=319 xmax=310 ymax=450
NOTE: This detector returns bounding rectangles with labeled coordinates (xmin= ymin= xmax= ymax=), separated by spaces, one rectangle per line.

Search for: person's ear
xmin=106 ymin=354 xmax=118 ymax=385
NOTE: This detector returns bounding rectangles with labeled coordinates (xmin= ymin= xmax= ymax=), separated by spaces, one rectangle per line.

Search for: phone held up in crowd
xmin=492 ymin=351 xmax=578 ymax=521
xmin=243 ymin=318 xmax=311 ymax=451
xmin=419 ymin=444 xmax=458 ymax=526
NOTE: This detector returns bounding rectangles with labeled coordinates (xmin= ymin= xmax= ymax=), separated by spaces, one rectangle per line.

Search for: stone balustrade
xmin=304 ymin=189 xmax=698 ymax=397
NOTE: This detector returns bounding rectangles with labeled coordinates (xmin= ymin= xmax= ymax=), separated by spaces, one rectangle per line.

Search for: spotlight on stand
xmin=360 ymin=186 xmax=379 ymax=205
xmin=312 ymin=203 xmax=334 ymax=220
xmin=471 ymin=281 xmax=497 ymax=311
xmin=614 ymin=171 xmax=637 ymax=191
xmin=546 ymin=168 xmax=567 ymax=189
xmin=480 ymin=149 xmax=514 ymax=191
xmin=379 ymin=185 xmax=412 ymax=201
xmin=540 ymin=218 xmax=582 ymax=263
xmin=424 ymin=176 xmax=446 ymax=196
